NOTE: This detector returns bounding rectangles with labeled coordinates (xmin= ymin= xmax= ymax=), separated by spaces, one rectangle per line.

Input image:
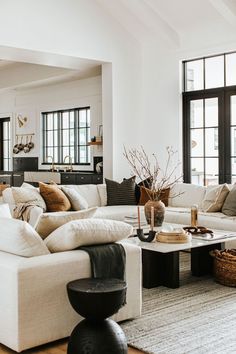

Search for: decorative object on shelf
xmin=28 ymin=135 xmax=34 ymax=149
xmin=124 ymin=146 xmax=182 ymax=226
xmin=17 ymin=114 xmax=28 ymax=128
xmin=13 ymin=136 xmax=20 ymax=154
xmin=210 ymin=249 xmax=236 ymax=287
xmin=23 ymin=136 xmax=30 ymax=153
xmin=96 ymin=161 xmax=103 ymax=174
xmin=18 ymin=136 xmax=24 ymax=151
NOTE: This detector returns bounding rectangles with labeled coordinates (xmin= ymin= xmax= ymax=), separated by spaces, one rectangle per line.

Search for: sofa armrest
xmin=0 ymin=243 xmax=141 ymax=352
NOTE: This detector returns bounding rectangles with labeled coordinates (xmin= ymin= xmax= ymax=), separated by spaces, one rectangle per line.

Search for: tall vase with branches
xmin=124 ymin=146 xmax=182 ymax=226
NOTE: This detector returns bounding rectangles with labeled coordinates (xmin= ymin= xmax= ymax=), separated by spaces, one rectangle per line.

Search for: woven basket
xmin=210 ymin=249 xmax=236 ymax=287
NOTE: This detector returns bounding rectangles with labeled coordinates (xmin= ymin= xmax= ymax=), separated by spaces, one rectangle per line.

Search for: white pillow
xmin=0 ymin=204 xmax=12 ymax=218
xmin=169 ymin=183 xmax=206 ymax=208
xmin=0 ymin=218 xmax=50 ymax=257
xmin=35 ymin=207 xmax=97 ymax=239
xmin=45 ymin=219 xmax=133 ymax=253
xmin=74 ymin=184 xmax=101 ymax=207
xmin=61 ymin=186 xmax=88 ymax=210
xmin=201 ymin=184 xmax=230 ymax=212
xmin=21 ymin=182 xmax=36 ymax=189
xmin=12 ymin=187 xmax=46 ymax=211
xmin=97 ymin=184 xmax=107 ymax=206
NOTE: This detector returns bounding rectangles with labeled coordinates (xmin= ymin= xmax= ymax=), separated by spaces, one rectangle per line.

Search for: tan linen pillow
xmin=35 ymin=207 xmax=97 ymax=239
xmin=0 ymin=218 xmax=49 ymax=257
xmin=201 ymin=184 xmax=230 ymax=212
xmin=39 ymin=182 xmax=71 ymax=212
xmin=12 ymin=187 xmax=46 ymax=211
xmin=45 ymin=219 xmax=133 ymax=253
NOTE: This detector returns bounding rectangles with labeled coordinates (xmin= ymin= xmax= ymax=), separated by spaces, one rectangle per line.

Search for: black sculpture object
xmin=136 ymin=228 xmax=156 ymax=242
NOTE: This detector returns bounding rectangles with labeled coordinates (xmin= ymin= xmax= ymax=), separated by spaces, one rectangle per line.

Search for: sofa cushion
xmin=0 ymin=218 xmax=49 ymax=257
xmin=105 ymin=177 xmax=136 ymax=206
xmin=39 ymin=182 xmax=71 ymax=212
xmin=73 ymin=184 xmax=101 ymax=207
xmin=97 ymin=184 xmax=107 ymax=206
xmin=45 ymin=219 xmax=133 ymax=253
xmin=201 ymin=184 xmax=229 ymax=212
xmin=61 ymin=186 xmax=88 ymax=210
xmin=35 ymin=207 xmax=97 ymax=239
xmin=12 ymin=186 xmax=46 ymax=211
xmin=222 ymin=186 xmax=236 ymax=216
xmin=169 ymin=183 xmax=206 ymax=208
xmin=0 ymin=204 xmax=12 ymax=218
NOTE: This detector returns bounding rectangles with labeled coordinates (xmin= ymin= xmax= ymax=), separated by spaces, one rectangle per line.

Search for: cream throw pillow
xmin=0 ymin=218 xmax=49 ymax=257
xmin=97 ymin=184 xmax=107 ymax=206
xmin=201 ymin=184 xmax=230 ymax=212
xmin=0 ymin=204 xmax=12 ymax=218
xmin=45 ymin=219 xmax=133 ymax=253
xmin=35 ymin=207 xmax=97 ymax=239
xmin=61 ymin=186 xmax=88 ymax=210
xmin=12 ymin=187 xmax=46 ymax=211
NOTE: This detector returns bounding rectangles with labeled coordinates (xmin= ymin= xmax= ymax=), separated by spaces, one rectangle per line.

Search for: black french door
xmin=183 ymin=87 xmax=236 ymax=185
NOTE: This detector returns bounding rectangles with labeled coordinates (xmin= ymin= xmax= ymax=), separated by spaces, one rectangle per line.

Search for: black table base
xmin=142 ymin=243 xmax=223 ymax=289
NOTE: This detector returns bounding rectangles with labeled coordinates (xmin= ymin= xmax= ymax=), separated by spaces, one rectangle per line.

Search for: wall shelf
xmin=88 ymin=141 xmax=103 ymax=146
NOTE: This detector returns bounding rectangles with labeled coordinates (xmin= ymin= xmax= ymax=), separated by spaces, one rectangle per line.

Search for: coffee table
xmin=124 ymin=224 xmax=236 ymax=289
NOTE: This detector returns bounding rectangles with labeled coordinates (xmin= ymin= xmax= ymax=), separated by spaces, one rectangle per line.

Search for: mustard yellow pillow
xmin=39 ymin=182 xmax=71 ymax=212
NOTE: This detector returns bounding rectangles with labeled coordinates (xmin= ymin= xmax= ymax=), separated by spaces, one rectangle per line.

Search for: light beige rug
xmin=121 ymin=253 xmax=236 ymax=354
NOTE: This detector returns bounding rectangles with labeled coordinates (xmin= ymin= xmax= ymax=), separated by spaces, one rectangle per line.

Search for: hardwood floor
xmin=0 ymin=340 xmax=144 ymax=354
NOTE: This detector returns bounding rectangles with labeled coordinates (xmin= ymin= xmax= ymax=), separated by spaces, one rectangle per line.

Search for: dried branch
xmin=123 ymin=145 xmax=182 ymax=201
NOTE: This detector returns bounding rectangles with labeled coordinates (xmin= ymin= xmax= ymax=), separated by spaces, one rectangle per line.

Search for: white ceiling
xmin=97 ymin=0 xmax=236 ymax=49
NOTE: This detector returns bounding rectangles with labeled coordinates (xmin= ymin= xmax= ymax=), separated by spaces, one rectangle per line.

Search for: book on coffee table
xmin=192 ymin=231 xmax=236 ymax=241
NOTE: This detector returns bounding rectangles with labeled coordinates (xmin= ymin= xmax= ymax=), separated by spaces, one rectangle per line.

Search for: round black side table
xmin=67 ymin=278 xmax=128 ymax=354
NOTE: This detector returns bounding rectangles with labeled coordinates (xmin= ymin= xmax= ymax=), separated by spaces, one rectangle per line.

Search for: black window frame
xmin=42 ymin=107 xmax=91 ymax=166
xmin=183 ymin=51 xmax=236 ymax=185
xmin=0 ymin=117 xmax=11 ymax=171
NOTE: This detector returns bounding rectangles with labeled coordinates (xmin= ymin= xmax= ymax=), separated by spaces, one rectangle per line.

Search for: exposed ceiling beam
xmin=209 ymin=0 xmax=236 ymax=26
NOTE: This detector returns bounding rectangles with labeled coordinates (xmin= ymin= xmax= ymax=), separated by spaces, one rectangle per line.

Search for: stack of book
xmin=124 ymin=215 xmax=147 ymax=228
xmin=156 ymin=229 xmax=191 ymax=243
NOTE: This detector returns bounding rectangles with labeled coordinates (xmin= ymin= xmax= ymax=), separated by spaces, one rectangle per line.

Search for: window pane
xmin=3 ymin=122 xmax=8 ymax=139
xmin=47 ymin=114 xmax=53 ymax=130
xmin=80 ymin=110 xmax=87 ymax=127
xmin=231 ymin=95 xmax=236 ymax=125
xmin=53 ymin=148 xmax=58 ymax=163
xmin=79 ymin=146 xmax=87 ymax=163
xmin=185 ymin=60 xmax=203 ymax=91
xmin=63 ymin=147 xmax=69 ymax=160
xmin=62 ymin=112 xmax=69 ymax=129
xmin=69 ymin=111 xmax=74 ymax=128
xmin=190 ymin=100 xmax=203 ymax=128
xmin=3 ymin=159 xmax=9 ymax=171
xmin=69 ymin=129 xmax=74 ymax=144
xmin=87 ymin=109 xmax=90 ymax=125
xmin=3 ymin=141 xmax=9 ymax=158
xmin=70 ymin=147 xmax=75 ymax=163
xmin=205 ymin=128 xmax=218 ymax=157
xmin=231 ymin=127 xmax=236 ymax=157
xmin=205 ymin=98 xmax=218 ymax=127
xmin=205 ymin=158 xmax=218 ymax=185
xmin=226 ymin=53 xmax=236 ymax=86
xmin=63 ymin=129 xmax=69 ymax=146
xmin=205 ymin=56 xmax=224 ymax=89
xmin=47 ymin=131 xmax=53 ymax=146
xmin=191 ymin=158 xmax=204 ymax=185
xmin=54 ymin=130 xmax=58 ymax=146
xmin=79 ymin=128 xmax=87 ymax=145
xmin=191 ymin=129 xmax=203 ymax=156
xmin=231 ymin=158 xmax=236 ymax=181
xmin=53 ymin=113 xmax=58 ymax=129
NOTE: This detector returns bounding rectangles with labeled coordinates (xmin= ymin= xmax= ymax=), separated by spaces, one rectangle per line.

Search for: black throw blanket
xmin=80 ymin=243 xmax=126 ymax=280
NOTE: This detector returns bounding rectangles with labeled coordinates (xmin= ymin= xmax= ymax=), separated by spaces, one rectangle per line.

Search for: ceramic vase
xmin=144 ymin=200 xmax=165 ymax=227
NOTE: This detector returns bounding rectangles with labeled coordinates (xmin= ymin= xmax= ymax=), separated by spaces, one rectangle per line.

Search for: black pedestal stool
xmin=67 ymin=278 xmax=127 ymax=354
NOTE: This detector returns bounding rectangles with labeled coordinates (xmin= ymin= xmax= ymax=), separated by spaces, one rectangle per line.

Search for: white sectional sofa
xmin=1 ymin=181 xmax=235 ymax=352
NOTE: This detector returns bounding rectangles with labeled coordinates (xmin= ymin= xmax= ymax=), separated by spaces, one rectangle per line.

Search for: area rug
xmin=121 ymin=253 xmax=236 ymax=354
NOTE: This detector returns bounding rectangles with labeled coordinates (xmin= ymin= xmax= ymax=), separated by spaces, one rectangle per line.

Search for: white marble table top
xmin=125 ymin=223 xmax=236 ymax=253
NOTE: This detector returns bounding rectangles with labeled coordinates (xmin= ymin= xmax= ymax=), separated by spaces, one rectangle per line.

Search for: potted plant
xmin=124 ymin=146 xmax=182 ymax=226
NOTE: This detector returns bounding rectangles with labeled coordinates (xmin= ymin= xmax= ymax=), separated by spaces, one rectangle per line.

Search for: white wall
xmin=0 ymin=76 xmax=102 ymax=171
xmin=0 ymin=0 xmax=142 ymax=180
